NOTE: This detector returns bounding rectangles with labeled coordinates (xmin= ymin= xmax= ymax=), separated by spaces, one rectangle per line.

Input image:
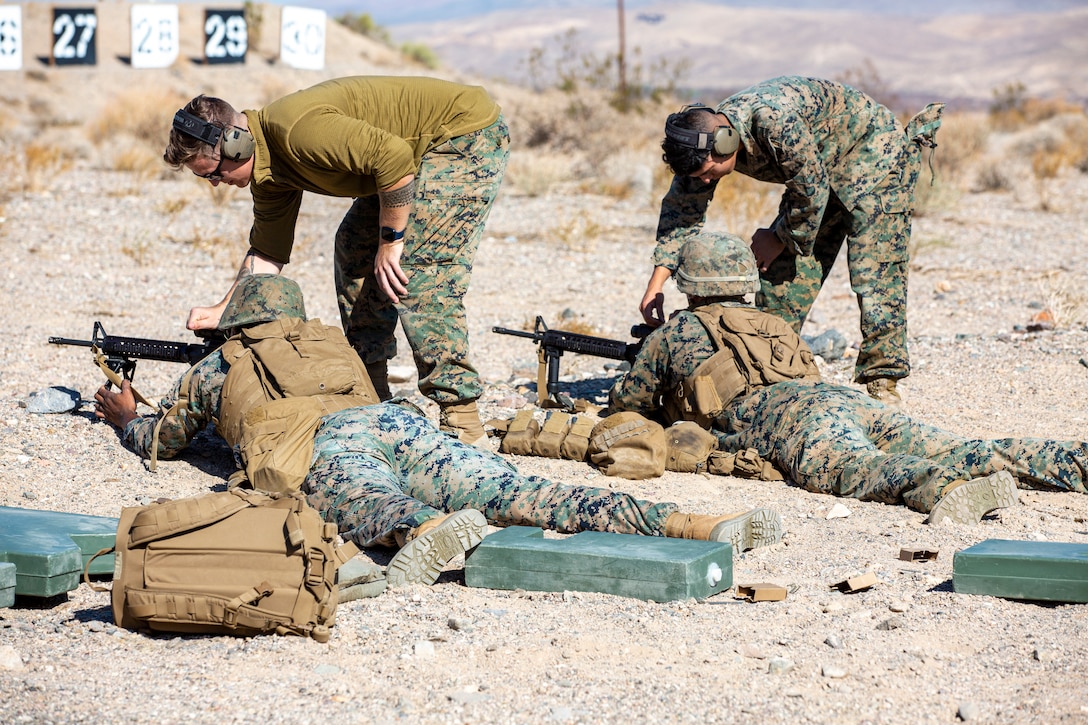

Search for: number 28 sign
xmin=131 ymin=4 xmax=179 ymax=69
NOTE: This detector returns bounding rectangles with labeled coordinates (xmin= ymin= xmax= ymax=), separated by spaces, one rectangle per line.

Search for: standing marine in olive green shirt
xmin=163 ymin=76 xmax=510 ymax=445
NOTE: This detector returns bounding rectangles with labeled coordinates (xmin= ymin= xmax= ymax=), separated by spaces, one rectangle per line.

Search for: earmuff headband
xmin=172 ymin=108 xmax=255 ymax=162
xmin=173 ymin=109 xmax=222 ymax=147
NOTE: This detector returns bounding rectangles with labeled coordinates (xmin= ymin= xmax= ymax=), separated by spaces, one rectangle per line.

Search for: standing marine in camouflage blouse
xmin=642 ymin=76 xmax=944 ymax=406
xmin=616 ymin=233 xmax=1088 ymax=525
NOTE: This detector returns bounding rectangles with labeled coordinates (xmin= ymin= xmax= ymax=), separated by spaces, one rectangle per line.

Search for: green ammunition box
xmin=953 ymin=538 xmax=1088 ymax=603
xmin=0 ymin=562 xmax=15 ymax=608
xmin=465 ymin=526 xmax=732 ymax=602
xmin=0 ymin=506 xmax=118 ymax=598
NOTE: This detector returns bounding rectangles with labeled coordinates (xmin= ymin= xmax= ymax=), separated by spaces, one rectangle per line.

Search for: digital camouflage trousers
xmin=757 ymin=144 xmax=920 ymax=384
xmin=717 ymin=380 xmax=1088 ymax=513
xmin=303 ymin=403 xmax=676 ymax=548
xmin=334 ymin=117 xmax=510 ymax=405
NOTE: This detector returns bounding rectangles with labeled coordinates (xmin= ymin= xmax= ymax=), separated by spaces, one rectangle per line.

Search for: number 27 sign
xmin=52 ymin=7 xmax=97 ymax=66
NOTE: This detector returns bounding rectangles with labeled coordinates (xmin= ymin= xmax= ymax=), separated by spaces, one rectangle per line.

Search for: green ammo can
xmin=952 ymin=538 xmax=1088 ymax=603
xmin=465 ymin=526 xmax=732 ymax=602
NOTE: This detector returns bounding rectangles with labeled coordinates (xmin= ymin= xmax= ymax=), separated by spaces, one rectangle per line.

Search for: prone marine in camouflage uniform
xmin=643 ymin=76 xmax=944 ymax=406
xmin=163 ymin=77 xmax=511 ymax=446
xmin=94 ymin=275 xmax=783 ymax=589
xmin=614 ymin=233 xmax=1088 ymax=525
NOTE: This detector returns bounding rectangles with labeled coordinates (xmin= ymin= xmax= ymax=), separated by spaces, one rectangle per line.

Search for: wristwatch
xmin=380 ymin=227 xmax=405 ymax=242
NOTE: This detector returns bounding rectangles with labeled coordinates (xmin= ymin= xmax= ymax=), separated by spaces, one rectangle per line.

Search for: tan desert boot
xmin=866 ymin=378 xmax=905 ymax=409
xmin=665 ymin=509 xmax=783 ymax=552
xmin=926 ymin=471 xmax=1019 ymax=525
xmin=386 ymin=509 xmax=488 ymax=587
xmin=439 ymin=400 xmax=489 ymax=447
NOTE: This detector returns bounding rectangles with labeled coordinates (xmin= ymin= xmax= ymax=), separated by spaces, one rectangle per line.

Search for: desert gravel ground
xmin=2 ymin=11 xmax=1088 ymax=724
xmin=0 ymin=157 xmax=1086 ymax=725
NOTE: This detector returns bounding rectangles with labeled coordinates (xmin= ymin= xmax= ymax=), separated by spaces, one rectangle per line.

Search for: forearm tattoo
xmin=236 ymin=250 xmax=258 ymax=281
xmin=378 ymin=179 xmax=415 ymax=208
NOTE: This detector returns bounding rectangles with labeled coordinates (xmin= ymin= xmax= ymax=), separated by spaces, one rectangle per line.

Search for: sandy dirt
xmin=1 ymin=4 xmax=1087 ymax=723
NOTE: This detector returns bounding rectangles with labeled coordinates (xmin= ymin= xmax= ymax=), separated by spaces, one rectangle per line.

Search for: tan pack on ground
xmin=663 ymin=306 xmax=821 ymax=427
xmin=500 ymin=409 xmax=540 ymax=456
xmin=588 ymin=411 xmax=666 ymax=479
xmin=665 ymin=421 xmax=718 ymax=473
xmin=707 ymin=448 xmax=785 ymax=481
xmin=88 ymin=489 xmax=357 ymax=642
xmin=533 ymin=411 xmax=573 ymax=458
xmin=213 ymin=317 xmax=378 ymax=492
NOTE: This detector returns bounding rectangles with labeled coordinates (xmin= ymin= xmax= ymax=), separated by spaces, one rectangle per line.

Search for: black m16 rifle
xmin=492 ymin=316 xmax=653 ymax=409
xmin=49 ymin=321 xmax=227 ymax=408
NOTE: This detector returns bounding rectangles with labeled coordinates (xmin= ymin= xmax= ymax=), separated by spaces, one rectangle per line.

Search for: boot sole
xmin=710 ymin=508 xmax=783 ymax=552
xmin=385 ymin=509 xmax=487 ymax=587
xmin=927 ymin=471 xmax=1019 ymax=525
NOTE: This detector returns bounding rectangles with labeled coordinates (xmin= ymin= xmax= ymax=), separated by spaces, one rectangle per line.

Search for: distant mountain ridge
xmin=380 ymin=1 xmax=1088 ymax=107
xmin=357 ymin=0 xmax=1086 ymax=27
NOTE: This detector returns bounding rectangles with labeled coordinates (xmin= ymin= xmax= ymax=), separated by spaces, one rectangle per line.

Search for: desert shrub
xmin=929 ymin=110 xmax=990 ymax=181
xmin=157 ymin=197 xmax=189 ymax=216
xmin=506 ymin=151 xmax=575 ymax=197
xmin=989 ymin=81 xmax=1085 ymax=132
xmin=87 ymin=87 xmax=186 ymax=161
xmin=1037 ymin=272 xmax=1085 ymax=328
xmin=836 ymin=59 xmax=899 ymax=112
xmin=24 ymin=142 xmax=73 ymax=192
xmin=336 ymin=12 xmax=391 ymax=45
xmin=244 ymin=1 xmax=264 ymax=53
xmin=524 ymin=27 xmax=688 ymax=113
xmin=113 ymin=146 xmax=161 ymax=179
xmin=973 ymin=159 xmax=1014 ymax=193
xmin=400 ymin=42 xmax=439 ymax=69
xmin=552 ymin=217 xmax=604 ymax=252
xmin=505 ymin=84 xmax=674 ymax=159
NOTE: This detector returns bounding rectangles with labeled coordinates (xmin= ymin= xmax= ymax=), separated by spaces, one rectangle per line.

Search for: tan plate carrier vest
xmin=662 ymin=307 xmax=821 ymax=428
xmin=153 ymin=318 xmax=379 ymax=492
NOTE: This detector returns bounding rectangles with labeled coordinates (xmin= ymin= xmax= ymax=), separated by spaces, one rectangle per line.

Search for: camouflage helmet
xmin=217 ymin=274 xmax=307 ymax=330
xmin=675 ymin=233 xmax=760 ymax=297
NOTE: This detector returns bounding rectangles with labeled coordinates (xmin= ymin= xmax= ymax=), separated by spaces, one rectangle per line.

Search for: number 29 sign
xmin=204 ymin=9 xmax=247 ymax=64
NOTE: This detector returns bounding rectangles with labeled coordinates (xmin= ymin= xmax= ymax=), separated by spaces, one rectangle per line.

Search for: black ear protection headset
xmin=664 ymin=103 xmax=739 ymax=157
xmin=172 ymin=109 xmax=255 ymax=162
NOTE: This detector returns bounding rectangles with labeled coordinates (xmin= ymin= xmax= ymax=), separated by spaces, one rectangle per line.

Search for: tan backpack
xmin=154 ymin=317 xmax=379 ymax=492
xmin=587 ymin=411 xmax=667 ymax=479
xmin=87 ymin=489 xmax=357 ymax=642
xmin=663 ymin=307 xmax=821 ymax=427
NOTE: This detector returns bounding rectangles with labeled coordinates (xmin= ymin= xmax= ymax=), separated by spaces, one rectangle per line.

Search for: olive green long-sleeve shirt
xmin=242 ymin=76 xmax=500 ymax=263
